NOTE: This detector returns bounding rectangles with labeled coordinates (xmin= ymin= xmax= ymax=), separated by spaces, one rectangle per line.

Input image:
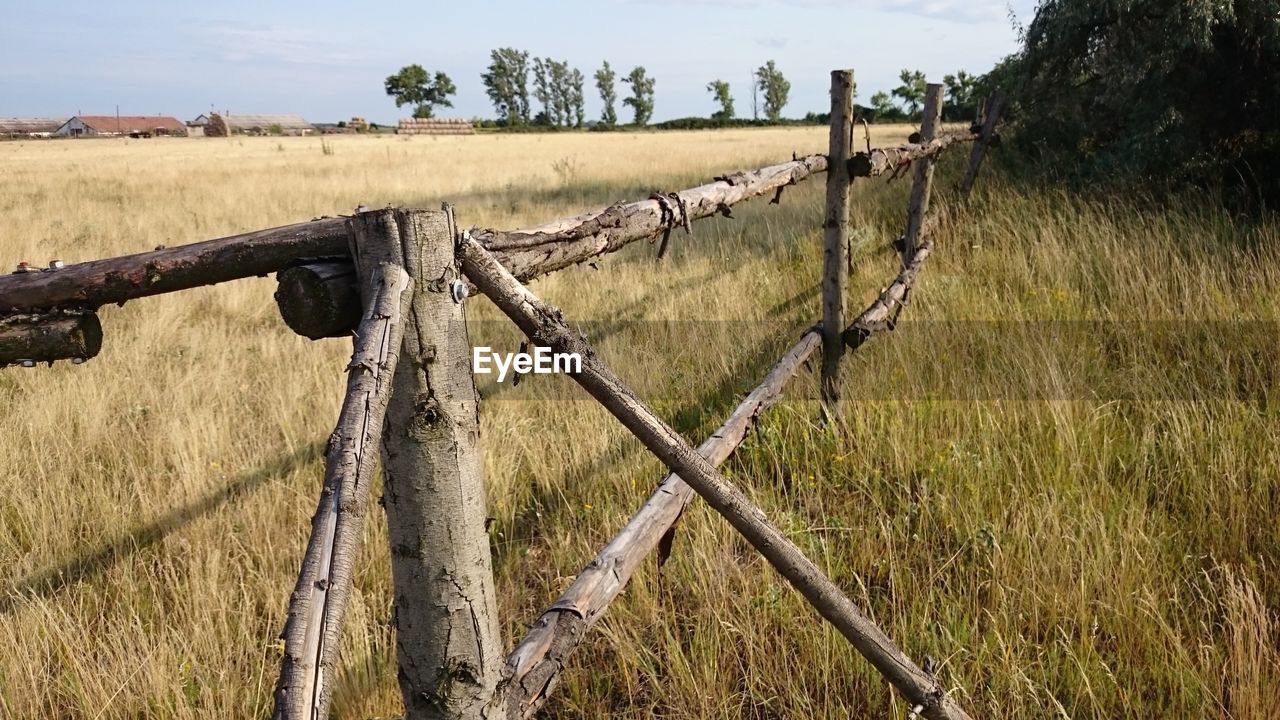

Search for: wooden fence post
xmin=960 ymin=90 xmax=1005 ymax=197
xmin=902 ymin=83 xmax=944 ymax=261
xmin=274 ymin=216 xmax=412 ymax=720
xmin=821 ymin=69 xmax=855 ymax=416
xmin=380 ymin=207 xmax=502 ymax=719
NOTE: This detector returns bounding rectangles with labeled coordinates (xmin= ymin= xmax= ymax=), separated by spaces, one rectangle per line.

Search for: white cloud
xmin=187 ymin=23 xmax=367 ymax=67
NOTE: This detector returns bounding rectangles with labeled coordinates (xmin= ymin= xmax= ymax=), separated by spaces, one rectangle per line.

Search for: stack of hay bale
xmin=204 ymin=113 xmax=230 ymax=137
xmin=396 ymin=118 xmax=474 ymax=136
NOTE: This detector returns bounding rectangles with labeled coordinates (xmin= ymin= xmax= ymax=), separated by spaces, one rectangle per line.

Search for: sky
xmin=0 ymin=0 xmax=1036 ymax=125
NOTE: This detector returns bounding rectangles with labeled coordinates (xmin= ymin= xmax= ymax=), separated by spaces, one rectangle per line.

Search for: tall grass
xmin=0 ymin=130 xmax=1277 ymax=719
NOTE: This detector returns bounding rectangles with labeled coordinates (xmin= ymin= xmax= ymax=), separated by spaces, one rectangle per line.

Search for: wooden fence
xmin=0 ymin=69 xmax=1004 ymax=720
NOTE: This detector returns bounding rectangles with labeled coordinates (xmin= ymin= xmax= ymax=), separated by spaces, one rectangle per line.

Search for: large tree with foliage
xmin=481 ymin=48 xmax=530 ymax=125
xmin=754 ymin=60 xmax=790 ymax=122
xmin=892 ymin=69 xmax=927 ymax=117
xmin=569 ymin=68 xmax=586 ymax=128
xmin=622 ymin=66 xmax=655 ymax=126
xmin=942 ymin=70 xmax=979 ymax=122
xmin=384 ymin=65 xmax=456 ymax=119
xmin=531 ymin=58 xmax=551 ymax=125
xmin=707 ymin=80 xmax=734 ymax=121
xmin=1003 ymin=0 xmax=1280 ymax=209
xmin=595 ymin=61 xmax=618 ymax=126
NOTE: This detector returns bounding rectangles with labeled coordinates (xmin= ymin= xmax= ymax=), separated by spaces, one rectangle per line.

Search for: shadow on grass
xmin=1 ymin=442 xmax=322 ymax=616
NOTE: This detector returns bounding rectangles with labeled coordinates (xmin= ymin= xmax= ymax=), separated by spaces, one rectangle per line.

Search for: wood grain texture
xmin=821 ymin=70 xmax=855 ymax=413
xmin=273 ymin=212 xmax=412 ymax=720
xmin=902 ymin=84 xmax=945 ymax=261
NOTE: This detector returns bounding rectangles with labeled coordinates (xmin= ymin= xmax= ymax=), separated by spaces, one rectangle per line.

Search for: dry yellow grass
xmin=2 ymin=128 xmax=1278 ymax=719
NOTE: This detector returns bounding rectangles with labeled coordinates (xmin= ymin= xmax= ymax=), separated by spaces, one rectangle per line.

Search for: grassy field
xmin=1 ymin=128 xmax=1278 ymax=719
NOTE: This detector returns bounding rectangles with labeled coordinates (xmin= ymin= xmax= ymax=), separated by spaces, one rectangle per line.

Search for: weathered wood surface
xmin=820 ymin=69 xmax=855 ymax=414
xmin=459 ymin=238 xmax=971 ymax=720
xmin=0 ymin=312 xmax=102 ymax=365
xmin=475 ymin=154 xmax=828 ymax=280
xmin=275 ymin=262 xmax=360 ymax=340
xmin=960 ymin=91 xmax=1006 ymax=197
xmin=0 ymin=217 xmax=349 ymax=314
xmin=273 ymin=218 xmax=413 ymax=720
xmin=272 ymin=155 xmax=830 ymax=338
xmin=380 ymin=208 xmax=502 ymax=719
xmin=848 ymin=131 xmax=977 ymax=179
xmin=902 ymin=84 xmax=945 ymax=261
xmin=843 ymin=239 xmax=934 ymax=351
xmin=494 ymin=331 xmax=822 ymax=718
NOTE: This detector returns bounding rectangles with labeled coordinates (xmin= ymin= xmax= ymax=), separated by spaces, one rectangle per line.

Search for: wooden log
xmin=847 ymin=131 xmax=977 ymax=179
xmin=475 ymin=154 xmax=829 ymax=280
xmin=272 ymin=155 xmax=830 ymax=338
xmin=843 ymin=239 xmax=934 ymax=351
xmin=274 ymin=262 xmax=360 ymax=340
xmin=0 ymin=217 xmax=350 ymax=314
xmin=959 ymin=91 xmax=1006 ymax=197
xmin=820 ymin=69 xmax=855 ymax=416
xmin=902 ymin=84 xmax=945 ymax=262
xmin=0 ymin=312 xmax=102 ymax=366
xmin=381 ymin=207 xmax=502 ymax=719
xmin=273 ymin=218 xmax=412 ymax=720
xmin=494 ymin=331 xmax=822 ymax=718
xmin=458 ymin=238 xmax=972 ymax=720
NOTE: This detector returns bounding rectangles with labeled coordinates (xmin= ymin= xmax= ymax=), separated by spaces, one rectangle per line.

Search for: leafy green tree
xmin=1005 ymin=0 xmax=1280 ymax=208
xmin=481 ymin=48 xmax=530 ymax=125
xmin=622 ymin=66 xmax=655 ymax=126
xmin=531 ymin=58 xmax=551 ymax=125
xmin=595 ymin=61 xmax=618 ymax=126
xmin=384 ymin=65 xmax=456 ymax=119
xmin=892 ymin=69 xmax=927 ymax=117
xmin=942 ymin=70 xmax=979 ymax=121
xmin=548 ymin=59 xmax=571 ymax=125
xmin=707 ymin=80 xmax=734 ymax=121
xmin=569 ymin=68 xmax=586 ymax=128
xmin=754 ymin=60 xmax=790 ymax=122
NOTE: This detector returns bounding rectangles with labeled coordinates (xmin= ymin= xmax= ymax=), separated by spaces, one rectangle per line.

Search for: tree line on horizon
xmin=382 ymin=51 xmax=985 ymax=129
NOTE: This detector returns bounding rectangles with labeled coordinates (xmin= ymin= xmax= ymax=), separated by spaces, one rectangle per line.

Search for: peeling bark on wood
xmin=493 ymin=332 xmax=822 ymax=718
xmin=843 ymin=240 xmax=934 ymax=351
xmin=275 ymin=262 xmax=360 ymax=340
xmin=474 ymin=154 xmax=828 ymax=280
xmin=459 ymin=238 xmax=972 ymax=720
xmin=0 ymin=217 xmax=350 ymax=314
xmin=902 ymin=85 xmax=945 ymax=262
xmin=821 ymin=70 xmax=855 ymax=416
xmin=0 ymin=311 xmax=102 ymax=366
xmin=273 ymin=214 xmax=412 ymax=720
xmin=380 ymin=207 xmax=502 ymax=720
xmin=848 ymin=131 xmax=977 ymax=179
xmin=960 ymin=91 xmax=1006 ymax=197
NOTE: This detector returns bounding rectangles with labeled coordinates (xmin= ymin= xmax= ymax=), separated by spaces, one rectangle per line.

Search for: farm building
xmin=197 ymin=113 xmax=314 ymax=136
xmin=0 ymin=118 xmax=66 ymax=138
xmin=55 ymin=115 xmax=187 ymax=138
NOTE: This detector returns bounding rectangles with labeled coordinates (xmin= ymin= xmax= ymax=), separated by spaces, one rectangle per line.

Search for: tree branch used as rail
xmin=0 ymin=217 xmax=350 ymax=314
xmin=493 ymin=330 xmax=822 ymax=718
xmin=458 ymin=237 xmax=971 ymax=720
xmin=848 ymin=131 xmax=978 ymax=179
xmin=274 ymin=154 xmax=829 ymax=338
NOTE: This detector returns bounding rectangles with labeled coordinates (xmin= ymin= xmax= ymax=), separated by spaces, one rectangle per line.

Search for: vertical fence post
xmin=380 ymin=207 xmax=502 ymax=719
xmin=821 ymin=69 xmax=855 ymax=417
xmin=902 ymin=83 xmax=945 ymax=261
xmin=960 ymin=90 xmax=1005 ymax=198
